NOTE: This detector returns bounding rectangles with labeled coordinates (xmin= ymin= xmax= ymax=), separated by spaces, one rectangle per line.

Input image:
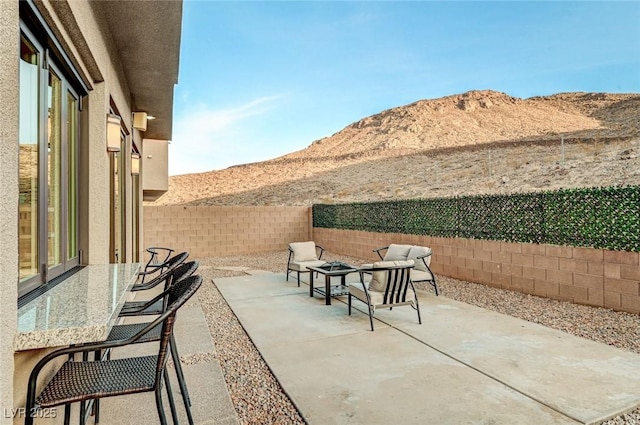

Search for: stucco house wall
xmin=2 ymin=1 xmax=181 ymax=420
xmin=0 ymin=3 xmax=20 ymax=424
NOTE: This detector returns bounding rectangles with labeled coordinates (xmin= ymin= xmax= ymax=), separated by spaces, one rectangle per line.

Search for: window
xmin=19 ymin=25 xmax=81 ymax=297
xmin=109 ymin=141 xmax=126 ymax=263
xmin=132 ymin=157 xmax=140 ymax=263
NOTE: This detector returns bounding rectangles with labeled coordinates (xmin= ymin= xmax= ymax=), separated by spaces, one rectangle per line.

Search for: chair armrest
xmin=358 ymin=264 xmax=414 ymax=273
xmin=143 ymin=247 xmax=174 ymax=273
xmin=146 ymin=246 xmax=174 ymax=262
xmin=372 ymin=246 xmax=389 ymax=261
xmin=357 ymin=265 xmax=375 ymax=273
xmin=416 ymin=252 xmax=433 ymax=269
xmin=316 ymin=245 xmax=325 ymax=260
xmin=138 ymin=264 xmax=164 ymax=275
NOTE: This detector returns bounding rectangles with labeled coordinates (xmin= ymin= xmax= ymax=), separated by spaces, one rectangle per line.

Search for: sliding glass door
xmin=19 ymin=27 xmax=80 ymax=296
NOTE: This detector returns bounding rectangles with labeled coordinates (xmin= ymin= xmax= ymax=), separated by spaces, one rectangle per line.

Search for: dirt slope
xmin=153 ymin=90 xmax=640 ymax=206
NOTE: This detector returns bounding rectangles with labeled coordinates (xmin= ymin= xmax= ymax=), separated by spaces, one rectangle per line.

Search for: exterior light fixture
xmin=131 ymin=152 xmax=141 ymax=175
xmin=132 ymin=112 xmax=148 ymax=131
xmin=106 ymin=113 xmax=121 ymax=152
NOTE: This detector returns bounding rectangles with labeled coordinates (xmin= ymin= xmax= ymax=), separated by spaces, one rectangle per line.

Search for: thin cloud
xmin=179 ymin=95 xmax=281 ymax=133
xmin=169 ymin=95 xmax=282 ymax=175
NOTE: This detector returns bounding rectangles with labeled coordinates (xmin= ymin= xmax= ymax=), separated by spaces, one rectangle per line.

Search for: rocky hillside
xmin=153 ymin=90 xmax=640 ymax=206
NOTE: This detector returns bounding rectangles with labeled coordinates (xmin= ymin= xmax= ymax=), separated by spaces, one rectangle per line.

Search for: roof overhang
xmin=99 ymin=0 xmax=182 ymax=141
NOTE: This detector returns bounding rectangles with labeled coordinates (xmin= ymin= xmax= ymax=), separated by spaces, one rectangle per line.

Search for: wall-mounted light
xmin=131 ymin=152 xmax=141 ymax=175
xmin=106 ymin=113 xmax=121 ymax=152
xmin=133 ymin=112 xmax=148 ymax=131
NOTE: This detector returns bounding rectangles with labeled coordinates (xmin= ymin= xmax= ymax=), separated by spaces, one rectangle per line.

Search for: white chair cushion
xmin=407 ymin=246 xmax=432 ymax=272
xmin=383 ymin=244 xmax=412 ymax=261
xmin=370 ymin=260 xmax=414 ymax=292
xmin=350 ymin=280 xmax=417 ymax=307
xmin=411 ymin=269 xmax=434 ymax=282
xmin=349 ymin=281 xmax=385 ymax=306
xmin=288 ymin=259 xmax=326 ymax=272
xmin=289 ymin=241 xmax=319 ymax=262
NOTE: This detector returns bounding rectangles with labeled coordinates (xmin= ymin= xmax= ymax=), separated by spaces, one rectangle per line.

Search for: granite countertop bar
xmin=15 ymin=263 xmax=140 ymax=351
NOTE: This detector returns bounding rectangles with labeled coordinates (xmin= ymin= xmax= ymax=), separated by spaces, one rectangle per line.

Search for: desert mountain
xmin=153 ymin=90 xmax=639 ymax=206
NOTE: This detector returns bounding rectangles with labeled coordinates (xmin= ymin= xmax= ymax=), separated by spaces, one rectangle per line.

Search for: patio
xmin=208 ymin=267 xmax=640 ymax=425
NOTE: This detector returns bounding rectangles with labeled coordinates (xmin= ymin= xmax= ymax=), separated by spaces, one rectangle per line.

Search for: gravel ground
xmin=196 ymin=251 xmax=640 ymax=425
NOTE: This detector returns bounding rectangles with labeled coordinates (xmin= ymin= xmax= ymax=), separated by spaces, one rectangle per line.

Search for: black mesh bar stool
xmin=106 ymin=261 xmax=200 ymax=425
xmin=143 ymin=247 xmax=175 ymax=272
xmin=25 ymin=274 xmax=203 ymax=425
xmin=81 ymin=262 xmax=199 ymax=425
xmin=120 ymin=260 xmax=197 ymax=317
xmin=134 ymin=251 xmax=189 ymax=291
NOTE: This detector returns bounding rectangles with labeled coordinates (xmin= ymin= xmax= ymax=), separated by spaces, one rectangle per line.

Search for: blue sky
xmin=169 ymin=1 xmax=640 ymax=176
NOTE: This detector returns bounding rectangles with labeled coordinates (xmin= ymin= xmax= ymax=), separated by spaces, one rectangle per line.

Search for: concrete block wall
xmin=143 ymin=206 xmax=311 ymax=258
xmin=313 ymin=228 xmax=640 ymax=314
xmin=143 ymin=206 xmax=640 ymax=314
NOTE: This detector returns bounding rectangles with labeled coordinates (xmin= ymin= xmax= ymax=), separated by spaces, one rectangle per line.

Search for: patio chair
xmin=144 ymin=247 xmax=175 ymax=272
xmin=373 ymin=244 xmax=439 ymax=295
xmin=348 ymin=260 xmax=421 ymax=331
xmin=25 ymin=274 xmax=203 ymax=425
xmin=286 ymin=241 xmax=325 ymax=287
xmin=120 ymin=260 xmax=199 ymax=317
xmin=133 ymin=251 xmax=189 ymax=291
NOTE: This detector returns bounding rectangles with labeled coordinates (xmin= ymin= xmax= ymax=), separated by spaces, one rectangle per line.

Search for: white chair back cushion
xmin=289 ymin=241 xmax=318 ymax=262
xmin=370 ymin=260 xmax=414 ymax=292
xmin=407 ymin=246 xmax=432 ymax=272
xmin=383 ymin=244 xmax=412 ymax=261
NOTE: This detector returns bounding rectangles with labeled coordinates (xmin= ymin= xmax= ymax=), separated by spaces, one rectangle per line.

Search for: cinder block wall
xmin=143 ymin=207 xmax=640 ymax=314
xmin=313 ymin=228 xmax=640 ymax=314
xmin=144 ymin=206 xmax=311 ymax=258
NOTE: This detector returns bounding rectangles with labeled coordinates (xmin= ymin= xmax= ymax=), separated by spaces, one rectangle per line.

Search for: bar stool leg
xmin=164 ymin=369 xmax=180 ymax=425
xmin=170 ymin=334 xmax=195 ymax=425
xmin=155 ymin=386 xmax=168 ymax=425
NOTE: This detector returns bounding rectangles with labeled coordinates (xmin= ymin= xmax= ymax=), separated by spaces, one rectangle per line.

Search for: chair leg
xmin=348 ymin=294 xmax=352 ymax=315
xmin=155 ymin=386 xmax=168 ymax=425
xmin=79 ymin=401 xmax=87 ymax=425
xmin=170 ymin=334 xmax=195 ymax=425
xmin=367 ymin=305 xmax=375 ymax=331
xmin=91 ymin=350 xmax=101 ymax=423
xmin=164 ymin=369 xmax=180 ymax=425
xmin=94 ymin=398 xmax=100 ymax=424
xmin=297 ymin=271 xmax=300 ymax=287
xmin=433 ymin=278 xmax=439 ymax=296
xmin=63 ymin=404 xmax=71 ymax=425
xmin=415 ymin=295 xmax=422 ymax=325
xmin=79 ymin=351 xmax=89 ymax=425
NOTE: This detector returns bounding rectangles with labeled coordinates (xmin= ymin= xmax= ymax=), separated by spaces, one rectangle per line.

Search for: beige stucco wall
xmin=142 ymin=138 xmax=169 ymax=194
xmin=0 ymin=3 xmax=19 ymax=423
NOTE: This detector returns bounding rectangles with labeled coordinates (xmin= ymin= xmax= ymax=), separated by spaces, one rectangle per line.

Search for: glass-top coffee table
xmin=307 ymin=261 xmax=358 ymax=305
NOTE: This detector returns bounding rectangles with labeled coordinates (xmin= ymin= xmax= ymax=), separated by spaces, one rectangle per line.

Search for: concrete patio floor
xmin=215 ymin=271 xmax=640 ymax=425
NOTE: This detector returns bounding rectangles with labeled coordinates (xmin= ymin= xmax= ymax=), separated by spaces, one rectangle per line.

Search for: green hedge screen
xmin=312 ymin=186 xmax=640 ymax=252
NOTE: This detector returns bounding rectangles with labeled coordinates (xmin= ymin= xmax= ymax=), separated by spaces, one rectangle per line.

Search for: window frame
xmin=18 ymin=13 xmax=83 ymax=298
